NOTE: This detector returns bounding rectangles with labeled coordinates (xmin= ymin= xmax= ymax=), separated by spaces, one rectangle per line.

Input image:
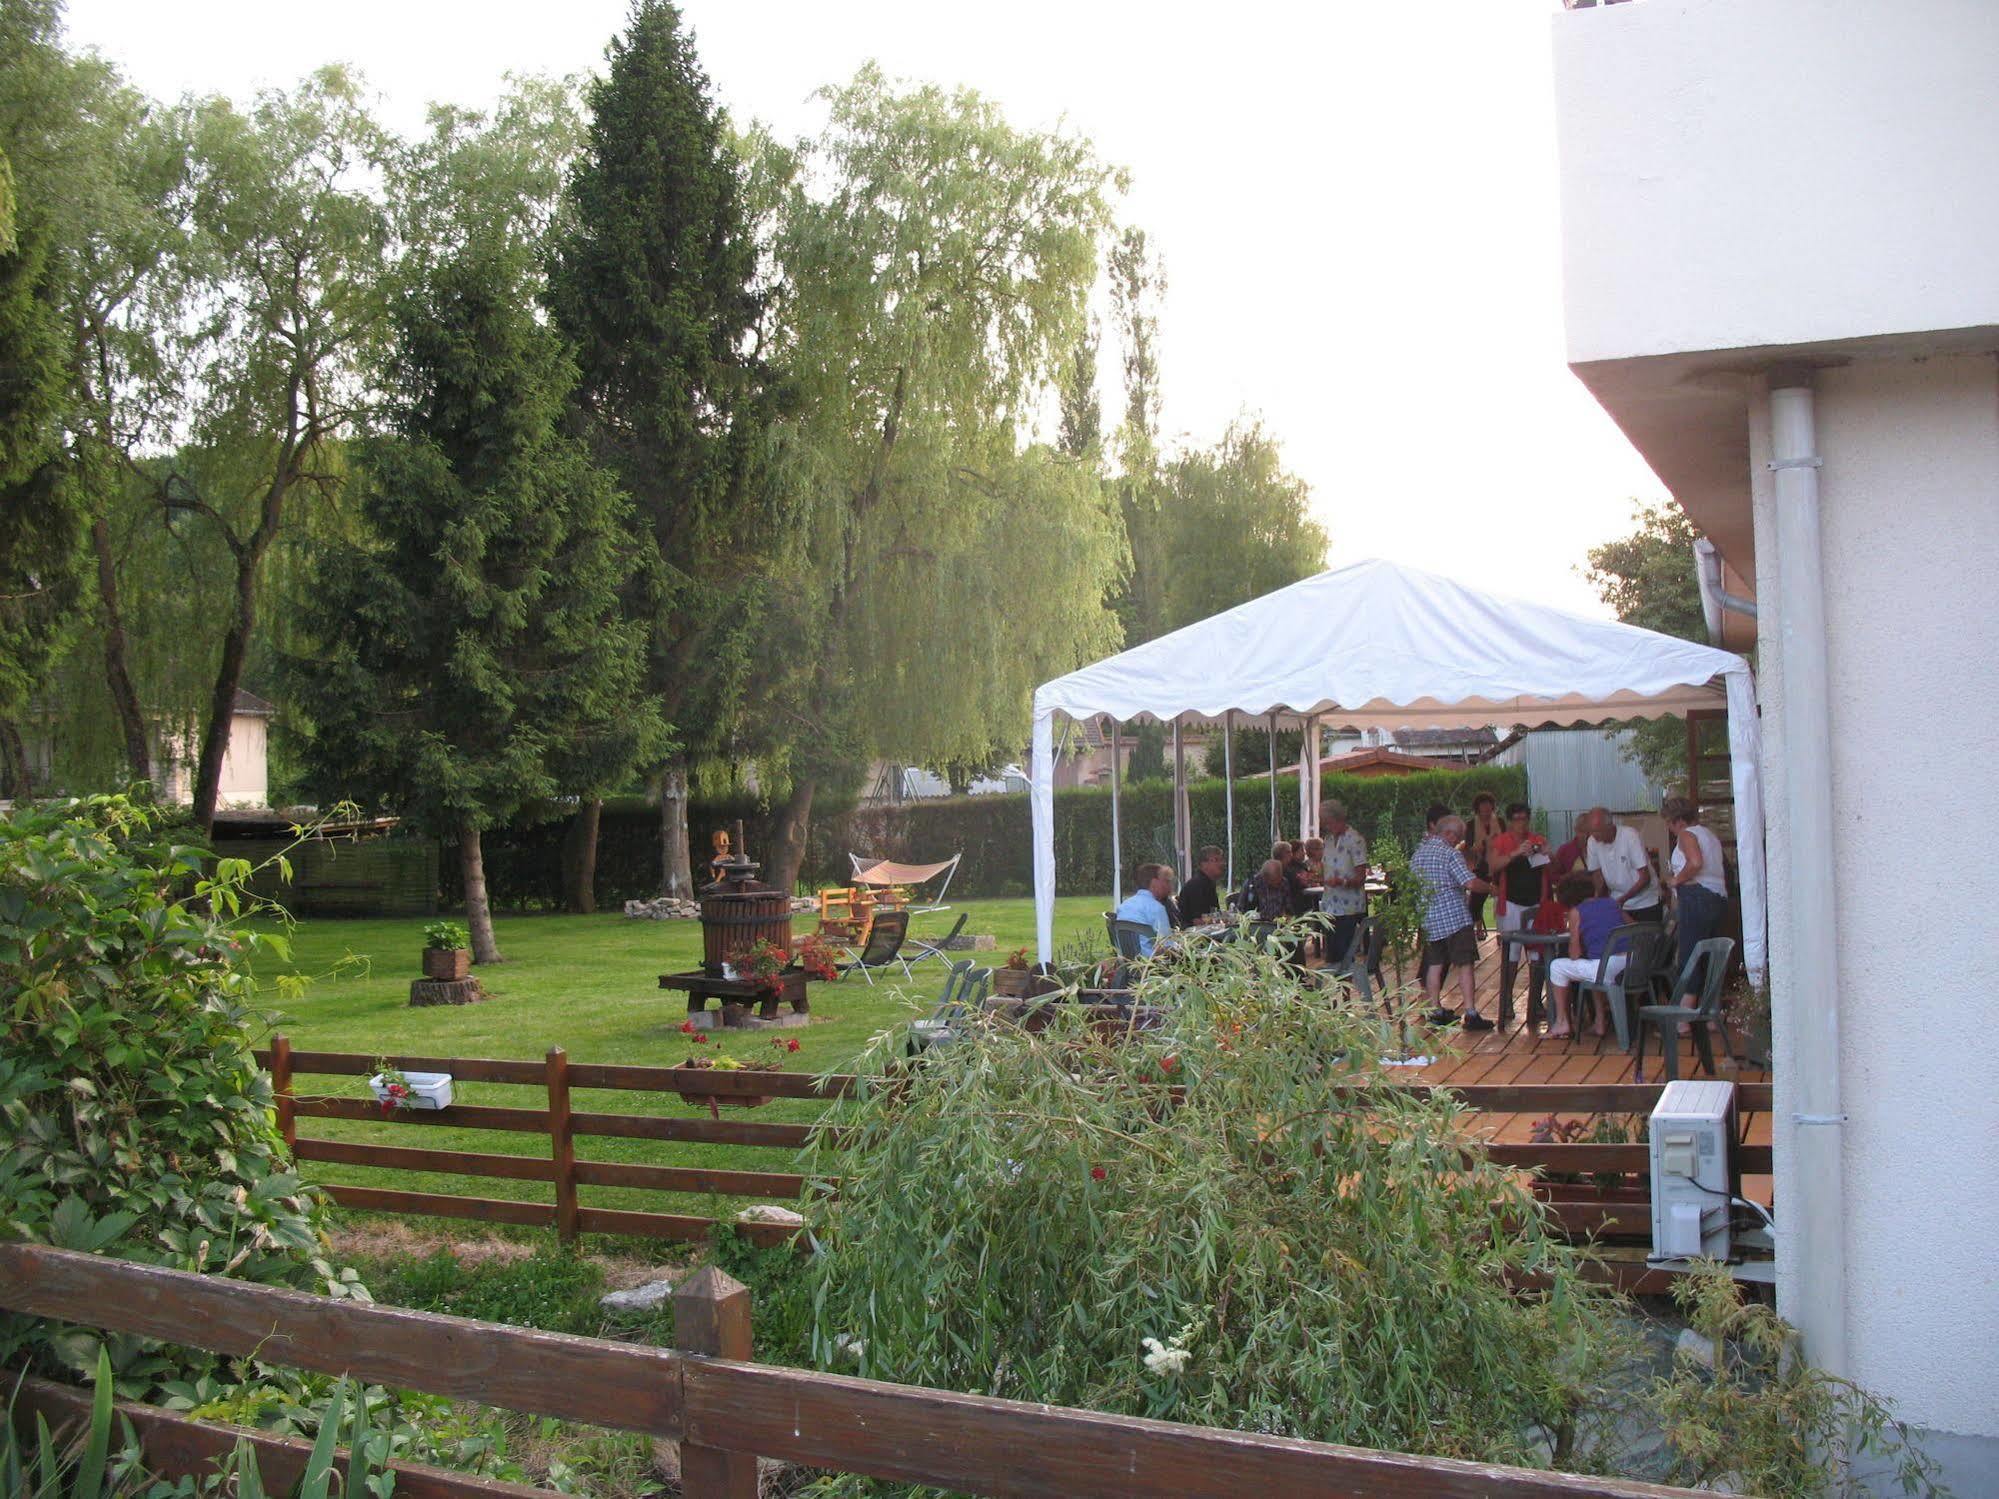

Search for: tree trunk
xmin=460 ymin=821 xmax=504 ymax=965
xmin=189 ymin=547 xmax=265 ymax=835
xmin=0 ymin=717 xmax=29 ymax=799
xmin=562 ymin=797 xmax=602 ymax=914
xmin=768 ymin=777 xmax=816 ymax=896
xmin=91 ymin=516 xmax=151 ymax=785
xmin=659 ymin=759 xmax=693 ymax=897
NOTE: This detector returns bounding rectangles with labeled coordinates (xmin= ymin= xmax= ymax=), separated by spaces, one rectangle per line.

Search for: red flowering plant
xmin=798 ymin=936 xmax=842 ymax=983
xmin=371 ymin=1059 xmax=412 ymax=1117
xmin=738 ymin=938 xmax=790 ymax=996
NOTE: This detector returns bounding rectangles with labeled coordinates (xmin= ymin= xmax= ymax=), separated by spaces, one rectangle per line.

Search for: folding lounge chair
xmin=904 ymin=911 xmax=970 ymax=968
xmin=838 ymin=907 xmax=911 ymax=985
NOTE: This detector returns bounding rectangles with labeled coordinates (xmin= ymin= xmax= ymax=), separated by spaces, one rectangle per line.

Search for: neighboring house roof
xmin=1391 ymin=727 xmax=1499 ymax=751
xmin=1244 ymin=746 xmax=1442 ymax=780
xmin=232 ymin=689 xmax=276 ymax=717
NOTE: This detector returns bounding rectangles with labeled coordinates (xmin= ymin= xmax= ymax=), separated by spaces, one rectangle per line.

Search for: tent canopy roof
xmin=1033 ymin=558 xmax=1749 ymax=733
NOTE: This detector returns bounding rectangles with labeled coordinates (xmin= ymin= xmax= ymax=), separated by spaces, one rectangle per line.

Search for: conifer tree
xmin=548 ymin=0 xmax=777 ymax=900
xmin=290 ymin=235 xmax=661 ymax=963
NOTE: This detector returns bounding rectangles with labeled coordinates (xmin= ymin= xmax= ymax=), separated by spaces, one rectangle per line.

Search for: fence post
xmin=672 ymin=1265 xmax=756 ymax=1499
xmin=546 ymin=1047 xmax=579 ymax=1244
xmin=270 ymin=1033 xmax=295 ymax=1152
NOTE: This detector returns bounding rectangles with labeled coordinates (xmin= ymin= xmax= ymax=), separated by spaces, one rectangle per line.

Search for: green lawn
xmin=255 ymin=897 xmax=1111 ymax=1227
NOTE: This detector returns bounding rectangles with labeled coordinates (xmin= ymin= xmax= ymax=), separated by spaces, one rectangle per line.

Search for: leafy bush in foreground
xmin=800 ymin=934 xmax=1619 ymax=1468
xmin=0 ymin=795 xmax=364 ymax=1392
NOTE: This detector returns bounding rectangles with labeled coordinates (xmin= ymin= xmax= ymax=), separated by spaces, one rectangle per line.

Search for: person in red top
xmin=1487 ymin=802 xmax=1551 ymax=1028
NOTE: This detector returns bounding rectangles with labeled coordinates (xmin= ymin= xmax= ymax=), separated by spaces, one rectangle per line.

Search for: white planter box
xmin=369 ymin=1070 xmax=453 ymax=1111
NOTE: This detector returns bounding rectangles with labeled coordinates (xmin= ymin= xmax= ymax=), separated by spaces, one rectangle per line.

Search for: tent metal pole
xmin=1223 ymin=711 xmax=1235 ymax=889
xmin=1267 ymin=712 xmax=1279 ymax=845
xmin=1109 ymin=718 xmax=1123 ymax=909
xmin=1172 ymin=720 xmax=1189 ymax=881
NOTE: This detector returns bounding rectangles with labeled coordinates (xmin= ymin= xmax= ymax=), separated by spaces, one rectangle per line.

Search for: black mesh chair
xmin=840 ymin=908 xmax=911 ymax=985
xmin=905 ymin=911 xmax=970 ymax=968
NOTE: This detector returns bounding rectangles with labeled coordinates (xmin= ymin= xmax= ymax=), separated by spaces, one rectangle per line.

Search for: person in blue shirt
xmin=1544 ymin=872 xmax=1631 ymax=1039
xmin=1113 ymin=863 xmax=1176 ymax=956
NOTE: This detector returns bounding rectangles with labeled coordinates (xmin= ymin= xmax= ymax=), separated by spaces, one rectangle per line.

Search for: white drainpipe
xmin=1770 ymin=379 xmax=1847 ymax=1377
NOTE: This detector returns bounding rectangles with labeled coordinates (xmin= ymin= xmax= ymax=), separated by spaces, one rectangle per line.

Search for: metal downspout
xmin=1770 ymin=379 xmax=1848 ymax=1377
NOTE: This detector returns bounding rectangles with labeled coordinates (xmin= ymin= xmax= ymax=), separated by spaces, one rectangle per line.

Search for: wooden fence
xmin=261 ymin=1039 xmax=1772 ymax=1290
xmin=259 ymin=1040 xmax=853 ymax=1249
xmin=1 ymin=1242 xmax=1702 ymax=1499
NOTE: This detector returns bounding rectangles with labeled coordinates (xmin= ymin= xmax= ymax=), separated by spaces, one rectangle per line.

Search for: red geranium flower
xmin=786 ymin=1038 xmax=801 ymax=1052
xmin=679 ymin=1021 xmax=697 ymax=1034
xmin=1090 ymin=1166 xmax=1107 ymax=1181
xmin=1159 ymin=1055 xmax=1178 ymax=1073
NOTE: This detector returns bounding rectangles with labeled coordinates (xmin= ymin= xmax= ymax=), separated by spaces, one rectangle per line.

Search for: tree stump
xmin=408 ymin=977 xmax=486 ymax=1007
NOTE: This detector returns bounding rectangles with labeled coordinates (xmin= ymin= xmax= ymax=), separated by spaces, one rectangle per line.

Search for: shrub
xmin=798 ymin=935 xmax=1618 ymax=1466
xmin=0 ymin=795 xmax=364 ymax=1393
xmin=1657 ymin=1264 xmax=1948 ymax=1497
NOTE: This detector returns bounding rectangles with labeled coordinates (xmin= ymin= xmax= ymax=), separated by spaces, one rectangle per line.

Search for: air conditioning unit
xmin=1649 ymin=1079 xmax=1738 ymax=1261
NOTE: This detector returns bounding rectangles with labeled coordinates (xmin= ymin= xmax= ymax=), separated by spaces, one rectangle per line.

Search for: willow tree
xmin=754 ymin=68 xmax=1127 ymax=887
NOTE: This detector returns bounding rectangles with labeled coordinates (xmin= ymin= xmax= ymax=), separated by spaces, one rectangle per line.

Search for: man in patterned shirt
xmin=1412 ymin=813 xmax=1495 ymax=1030
xmin=1317 ymin=798 xmax=1371 ymax=966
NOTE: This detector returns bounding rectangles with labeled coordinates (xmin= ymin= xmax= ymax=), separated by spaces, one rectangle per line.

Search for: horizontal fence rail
xmin=259 ymin=1040 xmax=849 ymax=1248
xmin=259 ymin=1040 xmax=1773 ymax=1272
xmin=1 ymin=1243 xmax=1703 ymax=1499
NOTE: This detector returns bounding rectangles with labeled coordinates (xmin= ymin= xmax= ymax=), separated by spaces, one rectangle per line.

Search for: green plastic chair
xmin=1634 ymin=937 xmax=1737 ymax=1082
xmin=1572 ymin=923 xmax=1669 ymax=1053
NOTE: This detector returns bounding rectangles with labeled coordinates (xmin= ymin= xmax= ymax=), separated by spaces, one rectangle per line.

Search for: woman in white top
xmin=1662 ymin=795 xmax=1728 ymax=1005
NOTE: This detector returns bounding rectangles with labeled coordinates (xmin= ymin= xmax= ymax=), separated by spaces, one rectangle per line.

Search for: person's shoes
xmin=1463 ymin=1012 xmax=1496 ymax=1032
xmin=1426 ymin=1008 xmax=1459 ymax=1027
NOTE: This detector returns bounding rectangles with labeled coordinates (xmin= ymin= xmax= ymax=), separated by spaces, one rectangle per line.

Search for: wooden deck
xmin=1383 ymin=932 xmax=1773 ymax=1205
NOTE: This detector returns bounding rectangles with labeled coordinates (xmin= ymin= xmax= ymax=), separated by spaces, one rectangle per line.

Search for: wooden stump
xmin=408 ymin=977 xmax=486 ymax=1007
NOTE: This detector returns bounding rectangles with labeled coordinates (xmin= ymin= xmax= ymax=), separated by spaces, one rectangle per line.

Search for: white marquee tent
xmin=1029 ymin=559 xmax=1765 ymax=979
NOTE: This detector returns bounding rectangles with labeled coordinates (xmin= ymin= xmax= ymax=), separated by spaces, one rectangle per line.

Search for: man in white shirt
xmin=1113 ymin=863 xmax=1176 ymax=956
xmin=1583 ymin=807 xmax=1660 ymax=920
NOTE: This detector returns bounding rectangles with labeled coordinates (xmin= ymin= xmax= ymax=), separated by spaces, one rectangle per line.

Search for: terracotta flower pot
xmin=423 ymin=947 xmax=470 ymax=982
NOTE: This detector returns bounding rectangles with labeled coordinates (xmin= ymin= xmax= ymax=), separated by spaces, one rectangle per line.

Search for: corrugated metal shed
xmin=1486 ymin=728 xmax=1666 ymax=842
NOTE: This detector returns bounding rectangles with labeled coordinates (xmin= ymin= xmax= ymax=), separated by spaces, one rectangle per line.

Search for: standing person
xmin=1461 ymin=791 xmax=1503 ymax=939
xmin=1545 ymin=872 xmax=1632 ymax=1040
xmin=1662 ymin=796 xmax=1729 ymax=1002
xmin=1113 ymin=863 xmax=1175 ymax=957
xmin=1177 ymin=846 xmax=1226 ymax=927
xmin=1317 ymin=799 xmax=1371 ymax=967
xmin=1487 ymin=801 xmax=1550 ymax=1028
xmin=1550 ymin=823 xmax=1589 ymax=884
xmin=1584 ymin=807 xmax=1661 ymax=922
xmin=1412 ymin=814 xmax=1495 ymax=1030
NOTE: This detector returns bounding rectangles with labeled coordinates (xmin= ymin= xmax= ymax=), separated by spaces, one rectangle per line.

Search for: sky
xmin=61 ymin=0 xmax=1667 ymax=616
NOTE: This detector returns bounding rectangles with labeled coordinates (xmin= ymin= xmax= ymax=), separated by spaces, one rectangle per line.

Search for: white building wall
xmin=219 ymin=714 xmax=269 ymax=808
xmin=1759 ymin=354 xmax=1999 ymax=1449
xmin=1555 ymin=0 xmax=1999 ymax=365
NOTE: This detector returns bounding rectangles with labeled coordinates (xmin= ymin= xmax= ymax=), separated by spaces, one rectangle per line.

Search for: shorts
xmin=1424 ymin=927 xmax=1477 ymax=971
xmin=1550 ymin=953 xmax=1625 ymax=987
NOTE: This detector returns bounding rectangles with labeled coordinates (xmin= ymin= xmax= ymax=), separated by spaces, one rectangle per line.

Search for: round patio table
xmin=1499 ymin=929 xmax=1569 ymax=1033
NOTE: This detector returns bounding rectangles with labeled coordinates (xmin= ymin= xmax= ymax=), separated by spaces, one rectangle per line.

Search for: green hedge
xmin=437 ymin=765 xmax=1526 ymax=910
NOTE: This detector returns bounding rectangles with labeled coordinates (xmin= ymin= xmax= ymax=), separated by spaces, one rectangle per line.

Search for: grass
xmin=254 ymin=897 xmax=1112 ymax=1228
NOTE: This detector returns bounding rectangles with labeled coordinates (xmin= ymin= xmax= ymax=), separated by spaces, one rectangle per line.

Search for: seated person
xmin=1544 ymin=872 xmax=1630 ymax=1039
xmin=1113 ymin=862 xmax=1176 ymax=957
xmin=1271 ymin=841 xmax=1312 ymax=917
xmin=1246 ymin=858 xmax=1291 ymax=923
xmin=1300 ymin=836 xmax=1326 ymax=885
xmin=1176 ymin=845 xmax=1226 ymax=926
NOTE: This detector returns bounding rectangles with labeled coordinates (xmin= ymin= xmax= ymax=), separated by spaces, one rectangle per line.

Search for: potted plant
xmin=368 ymin=1058 xmax=454 ymax=1113
xmin=797 ymin=935 xmax=841 ymax=983
xmin=422 ymin=920 xmax=471 ymax=982
xmin=670 ymin=1048 xmax=786 ymax=1113
xmin=992 ymin=947 xmax=1037 ymax=998
xmin=737 ymin=938 xmax=790 ymax=997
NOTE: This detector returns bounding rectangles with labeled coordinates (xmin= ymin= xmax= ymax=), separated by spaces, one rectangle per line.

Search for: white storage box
xmin=369 ymin=1070 xmax=453 ymax=1111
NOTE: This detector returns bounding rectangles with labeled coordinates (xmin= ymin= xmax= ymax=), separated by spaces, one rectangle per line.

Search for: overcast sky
xmin=61 ymin=0 xmax=1665 ymax=615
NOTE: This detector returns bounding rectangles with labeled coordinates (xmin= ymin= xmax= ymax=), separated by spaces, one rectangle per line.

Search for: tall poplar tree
xmin=289 ymin=234 xmax=660 ymax=964
xmin=548 ymin=0 xmax=777 ymax=901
